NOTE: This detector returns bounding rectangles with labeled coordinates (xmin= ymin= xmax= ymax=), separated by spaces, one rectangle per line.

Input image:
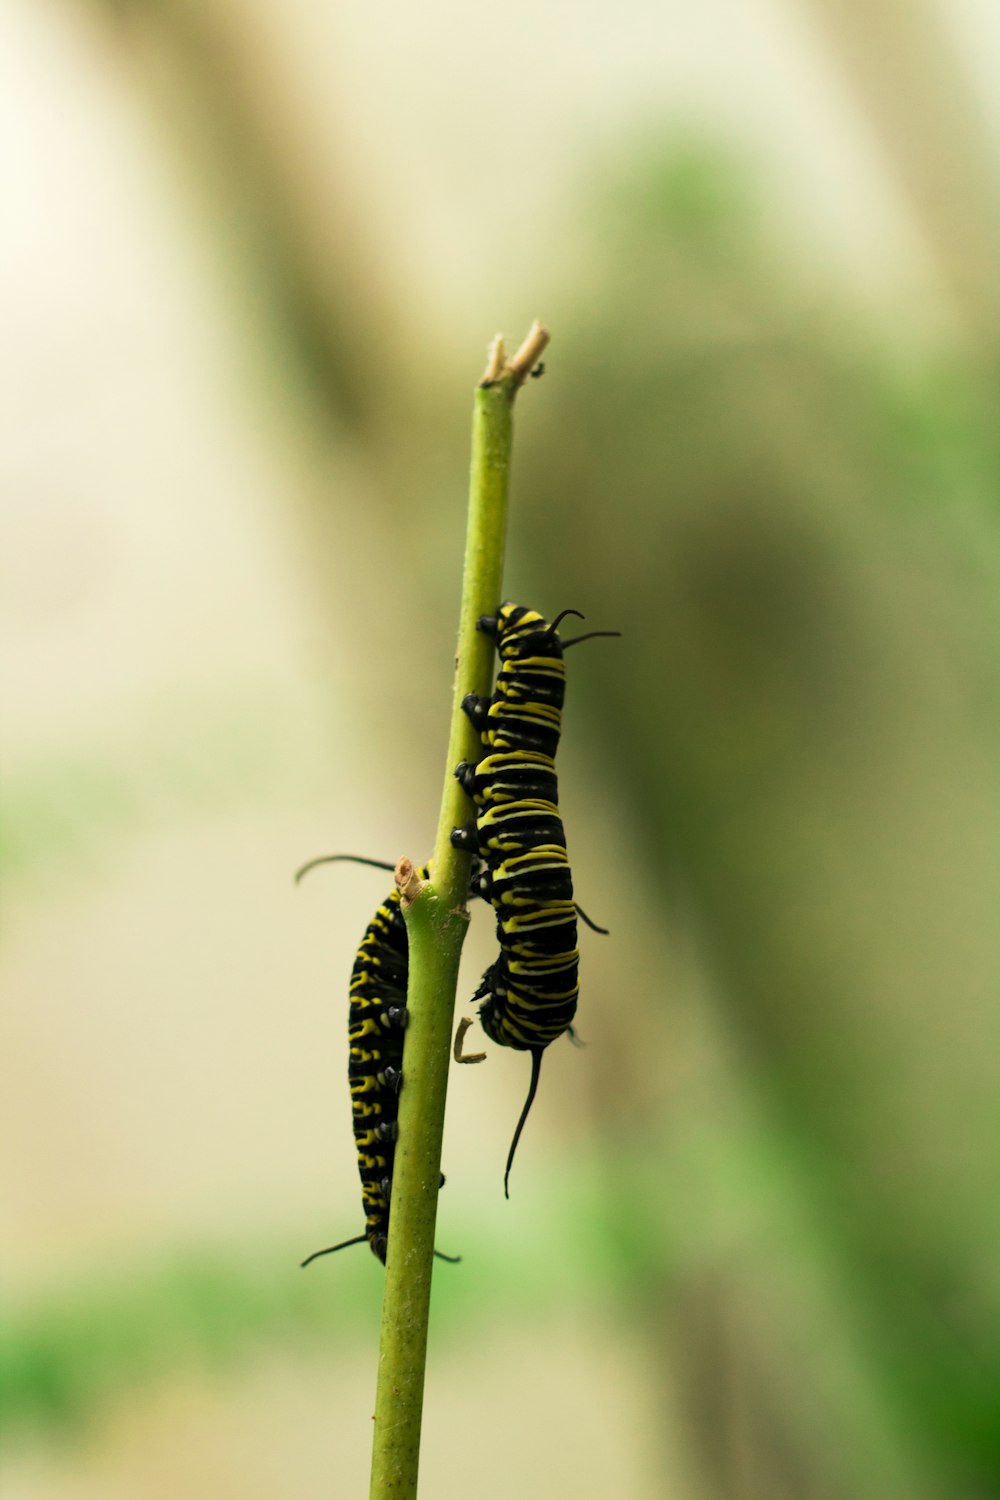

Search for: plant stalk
xmin=368 ymin=323 xmax=549 ymax=1500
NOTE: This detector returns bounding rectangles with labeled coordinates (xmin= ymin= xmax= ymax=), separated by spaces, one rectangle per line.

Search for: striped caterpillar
xmin=298 ymin=858 xmax=458 ymax=1268
xmin=452 ymin=603 xmax=618 ymax=1194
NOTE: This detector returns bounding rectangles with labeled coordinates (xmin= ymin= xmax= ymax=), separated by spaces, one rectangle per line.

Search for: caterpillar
xmin=451 ymin=603 xmax=618 ymax=1195
xmin=298 ymin=857 xmax=459 ymax=1268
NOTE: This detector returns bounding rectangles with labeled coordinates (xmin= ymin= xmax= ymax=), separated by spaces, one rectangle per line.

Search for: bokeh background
xmin=3 ymin=1 xmax=999 ymax=1496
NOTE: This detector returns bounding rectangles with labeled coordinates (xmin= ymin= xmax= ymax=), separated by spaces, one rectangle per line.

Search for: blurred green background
xmin=2 ymin=1 xmax=999 ymax=1496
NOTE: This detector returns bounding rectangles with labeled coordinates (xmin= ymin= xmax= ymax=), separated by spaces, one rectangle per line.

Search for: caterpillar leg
xmin=453 ymin=760 xmax=478 ymax=795
xmin=460 ymin=691 xmax=493 ymax=733
xmin=450 ymin=820 xmax=481 ymax=854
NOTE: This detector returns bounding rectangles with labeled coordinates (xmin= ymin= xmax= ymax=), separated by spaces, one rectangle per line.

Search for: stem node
xmin=395 ymin=857 xmax=425 ymax=908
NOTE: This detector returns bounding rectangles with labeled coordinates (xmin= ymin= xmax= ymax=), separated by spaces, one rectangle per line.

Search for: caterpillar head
xmin=480 ymin=603 xmax=568 ymax=662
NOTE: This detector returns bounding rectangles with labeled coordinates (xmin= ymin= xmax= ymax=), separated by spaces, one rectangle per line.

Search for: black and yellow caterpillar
xmin=298 ymin=858 xmax=459 ymax=1268
xmin=451 ymin=602 xmax=617 ymax=1195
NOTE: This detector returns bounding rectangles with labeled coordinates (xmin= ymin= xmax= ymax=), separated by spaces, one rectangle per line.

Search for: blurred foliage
xmin=515 ymin=143 xmax=1000 ymax=1499
xmin=0 ymin=677 xmax=325 ymax=888
xmin=0 ymin=1244 xmax=371 ymax=1445
xmin=0 ymin=1189 xmax=627 ymax=1449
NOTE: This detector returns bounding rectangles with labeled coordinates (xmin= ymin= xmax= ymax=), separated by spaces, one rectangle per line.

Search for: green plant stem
xmin=368 ymin=323 xmax=549 ymax=1500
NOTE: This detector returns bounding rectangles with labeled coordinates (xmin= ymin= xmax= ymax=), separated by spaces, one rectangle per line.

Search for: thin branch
xmin=368 ymin=324 xmax=548 ymax=1500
